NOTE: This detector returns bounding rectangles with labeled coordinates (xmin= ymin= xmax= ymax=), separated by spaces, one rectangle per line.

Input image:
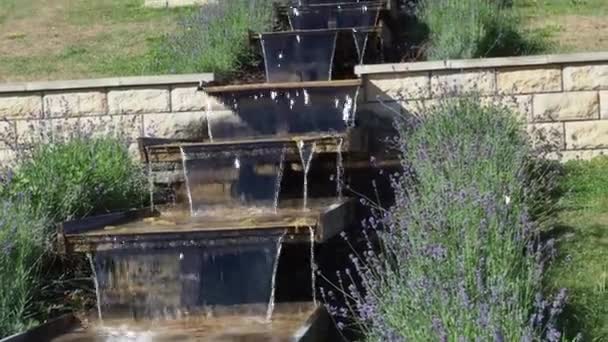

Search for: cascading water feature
xmin=51 ymin=1 xmax=388 ymax=341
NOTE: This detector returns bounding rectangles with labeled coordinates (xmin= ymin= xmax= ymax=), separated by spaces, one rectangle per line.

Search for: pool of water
xmin=52 ymin=303 xmax=320 ymax=342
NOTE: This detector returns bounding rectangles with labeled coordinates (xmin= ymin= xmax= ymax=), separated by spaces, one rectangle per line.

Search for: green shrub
xmin=418 ymin=0 xmax=548 ymax=60
xmin=143 ymin=0 xmax=274 ymax=77
xmin=0 ymin=199 xmax=48 ymax=338
xmin=2 ymin=138 xmax=147 ymax=222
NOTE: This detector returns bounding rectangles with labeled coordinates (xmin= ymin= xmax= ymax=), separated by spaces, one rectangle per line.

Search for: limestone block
xmin=145 ymin=0 xmax=167 ymax=7
xmin=565 ymin=121 xmax=608 ymax=149
xmin=532 ymin=92 xmax=599 ymax=122
xmin=166 ymin=0 xmax=212 ymax=6
xmin=108 ymin=88 xmax=170 ymax=114
xmin=497 ymin=67 xmax=562 ymax=94
xmin=527 ymin=122 xmax=565 ymax=150
xmin=44 ymin=91 xmax=107 ymax=118
xmin=143 ymin=111 xmax=208 ymax=140
xmin=563 ymin=63 xmax=608 ymax=91
xmin=0 ymin=95 xmax=43 ymax=119
xmin=0 ymin=121 xmax=15 ymax=149
xmin=171 ymin=87 xmax=226 ymax=112
xmin=0 ymin=149 xmax=16 ymax=168
xmin=366 ymin=72 xmax=430 ymax=102
xmin=52 ymin=115 xmax=142 ymax=142
xmin=601 ymin=91 xmax=608 ymax=119
xmin=431 ymin=69 xmax=495 ymax=97
xmin=16 ymin=120 xmax=52 ymax=145
xmin=560 ymin=149 xmax=608 ymax=162
xmin=483 ymin=95 xmax=532 ymax=122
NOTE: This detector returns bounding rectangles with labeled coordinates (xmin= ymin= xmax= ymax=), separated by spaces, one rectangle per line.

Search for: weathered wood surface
xmin=61 ymin=198 xmax=356 ymax=253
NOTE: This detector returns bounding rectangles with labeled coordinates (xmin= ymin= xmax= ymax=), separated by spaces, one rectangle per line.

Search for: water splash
xmin=308 ymin=227 xmax=317 ymax=307
xmin=273 ymin=148 xmax=287 ymax=213
xmin=297 ymin=140 xmax=316 ymax=211
xmin=180 ymin=147 xmax=194 ymax=216
xmin=266 ymin=232 xmax=286 ymax=321
xmin=87 ymin=253 xmax=103 ymax=322
xmin=336 ymin=137 xmax=344 ymax=200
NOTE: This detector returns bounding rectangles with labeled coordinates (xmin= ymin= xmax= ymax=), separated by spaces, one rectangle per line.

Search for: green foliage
xmin=561 ymin=156 xmax=608 ymax=211
xmin=0 ymin=199 xmax=49 ymax=338
xmin=2 ymin=138 xmax=147 ymax=222
xmin=547 ymin=156 xmax=608 ymax=341
xmin=143 ymin=0 xmax=274 ymax=77
xmin=418 ymin=0 xmax=549 ymax=60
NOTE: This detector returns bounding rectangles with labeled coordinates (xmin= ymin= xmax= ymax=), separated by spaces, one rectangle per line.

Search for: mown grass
xmin=547 ymin=157 xmax=608 ymax=341
xmin=514 ymin=0 xmax=608 ymax=16
xmin=0 ymin=0 xmax=194 ymax=81
xmin=513 ymin=0 xmax=608 ymax=53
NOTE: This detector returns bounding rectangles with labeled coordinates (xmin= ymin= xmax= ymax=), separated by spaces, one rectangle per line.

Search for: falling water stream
xmin=147 ymin=160 xmax=154 ymax=213
xmin=205 ymin=97 xmax=214 ymax=142
xmin=336 ymin=137 xmax=344 ymax=200
xmin=86 ymin=253 xmax=103 ymax=322
xmin=273 ymin=148 xmax=287 ymax=213
xmin=266 ymin=232 xmax=287 ymax=321
xmin=180 ymin=147 xmax=195 ymax=216
xmin=297 ymin=140 xmax=316 ymax=211
xmin=308 ymin=227 xmax=317 ymax=306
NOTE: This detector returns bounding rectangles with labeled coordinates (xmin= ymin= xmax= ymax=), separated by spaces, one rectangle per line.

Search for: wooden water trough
xmin=58 ymin=198 xmax=356 ymax=254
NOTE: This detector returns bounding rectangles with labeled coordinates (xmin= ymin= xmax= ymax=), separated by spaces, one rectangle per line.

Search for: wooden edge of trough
xmin=203 ymin=79 xmax=361 ymax=93
xmin=0 ymin=314 xmax=80 ymax=342
xmin=140 ymin=129 xmax=368 ymax=164
xmin=292 ymin=306 xmax=332 ymax=342
xmin=59 ymin=199 xmax=356 ymax=254
xmin=0 ymin=306 xmax=331 ymax=342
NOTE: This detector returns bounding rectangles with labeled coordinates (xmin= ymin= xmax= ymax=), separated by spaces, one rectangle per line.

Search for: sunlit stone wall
xmin=356 ymin=52 xmax=608 ymax=161
xmin=144 ymin=0 xmax=214 ymax=8
xmin=0 ymin=74 xmax=215 ymax=166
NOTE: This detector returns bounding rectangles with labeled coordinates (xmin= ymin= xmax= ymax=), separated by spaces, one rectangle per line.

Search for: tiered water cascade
xmin=52 ymin=1 xmax=388 ymax=341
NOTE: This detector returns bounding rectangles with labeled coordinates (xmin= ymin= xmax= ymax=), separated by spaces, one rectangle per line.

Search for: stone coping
xmin=355 ymin=51 xmax=608 ymax=75
xmin=0 ymin=73 xmax=214 ymax=94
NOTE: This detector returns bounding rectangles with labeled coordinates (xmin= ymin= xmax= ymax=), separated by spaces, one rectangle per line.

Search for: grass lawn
xmin=547 ymin=157 xmax=608 ymax=341
xmin=0 ymin=0 xmax=194 ymax=82
xmin=515 ymin=0 xmax=608 ymax=53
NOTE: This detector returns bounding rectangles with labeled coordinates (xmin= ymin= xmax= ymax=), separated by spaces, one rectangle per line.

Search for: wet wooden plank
xmin=203 ymin=79 xmax=361 ymax=93
xmin=61 ymin=199 xmax=356 ymax=253
xmin=143 ymin=130 xmax=367 ymax=164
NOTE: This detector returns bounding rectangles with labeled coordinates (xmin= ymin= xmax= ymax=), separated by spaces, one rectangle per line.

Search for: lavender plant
xmin=417 ymin=0 xmax=548 ymax=60
xmin=1 ymin=138 xmax=147 ymax=222
xmin=0 ymin=197 xmax=48 ymax=338
xmin=324 ymin=97 xmax=567 ymax=341
xmin=144 ymin=0 xmax=274 ymax=77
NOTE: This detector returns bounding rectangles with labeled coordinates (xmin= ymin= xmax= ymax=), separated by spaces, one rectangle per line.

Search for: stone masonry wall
xmin=356 ymin=52 xmax=608 ymax=161
xmin=0 ymin=74 xmax=215 ymax=166
xmin=144 ymin=0 xmax=213 ymax=8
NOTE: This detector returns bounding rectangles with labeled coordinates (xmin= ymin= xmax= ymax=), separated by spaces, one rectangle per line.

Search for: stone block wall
xmin=0 ymin=74 xmax=214 ymax=166
xmin=144 ymin=0 xmax=213 ymax=8
xmin=356 ymin=52 xmax=608 ymax=161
